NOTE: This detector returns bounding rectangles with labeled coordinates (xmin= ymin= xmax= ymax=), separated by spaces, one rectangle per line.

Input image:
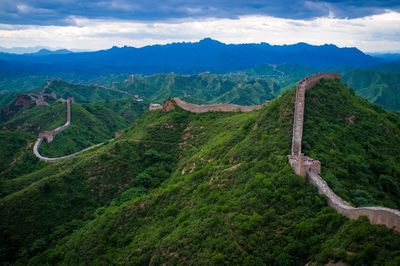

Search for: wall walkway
xmin=289 ymin=73 xmax=400 ymax=232
xmin=33 ymin=99 xmax=103 ymax=162
xmin=150 ymin=98 xmax=266 ymax=112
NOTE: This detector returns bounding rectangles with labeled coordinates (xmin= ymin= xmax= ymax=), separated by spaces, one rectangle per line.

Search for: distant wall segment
xmin=32 ymin=98 xmax=100 ymax=162
xmin=289 ymin=73 xmax=400 ymax=232
xmin=149 ymin=98 xmax=266 ymax=113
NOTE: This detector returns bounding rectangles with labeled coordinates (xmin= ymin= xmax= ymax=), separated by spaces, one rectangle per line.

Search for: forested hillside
xmin=0 ymin=81 xmax=148 ymax=178
xmin=303 ymin=80 xmax=400 ymax=209
xmin=343 ymin=68 xmax=400 ymax=111
xmin=110 ymin=72 xmax=279 ymax=105
xmin=1 ymin=80 xmax=399 ymax=265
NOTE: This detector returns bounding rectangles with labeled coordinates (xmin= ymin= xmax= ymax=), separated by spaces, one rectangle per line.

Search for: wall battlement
xmin=289 ymin=73 xmax=400 ymax=232
xmin=150 ymin=98 xmax=266 ymax=113
xmin=33 ymin=98 xmax=74 ymax=162
xmin=33 ymin=97 xmax=106 ymax=162
xmin=291 ymin=72 xmax=341 ymax=159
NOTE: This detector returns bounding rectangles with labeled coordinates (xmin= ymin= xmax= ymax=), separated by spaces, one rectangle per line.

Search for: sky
xmin=0 ymin=0 xmax=400 ymax=52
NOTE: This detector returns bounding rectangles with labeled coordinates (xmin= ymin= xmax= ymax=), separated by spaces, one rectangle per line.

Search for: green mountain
xmin=303 ymin=80 xmax=400 ymax=209
xmin=343 ymin=68 xmax=400 ymax=111
xmin=110 ymin=72 xmax=280 ymax=105
xmin=0 ymin=86 xmax=147 ymax=179
xmin=37 ymin=80 xmax=133 ymax=103
xmin=0 ymin=91 xmax=18 ymax=109
xmin=2 ymin=64 xmax=399 ymax=112
xmin=243 ymin=64 xmax=320 ymax=90
xmin=1 ymin=79 xmax=399 ymax=265
xmin=0 ymin=130 xmax=43 ymax=180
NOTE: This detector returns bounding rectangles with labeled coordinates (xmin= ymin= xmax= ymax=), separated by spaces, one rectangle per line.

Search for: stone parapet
xmin=149 ymin=98 xmax=266 ymax=113
xmin=307 ymin=171 xmax=400 ymax=232
xmin=291 ymin=72 xmax=340 ymax=157
xmin=289 ymin=72 xmax=400 ymax=232
xmin=33 ymin=98 xmax=74 ymax=162
xmin=39 ymin=131 xmax=54 ymax=143
xmin=149 ymin=103 xmax=163 ymax=111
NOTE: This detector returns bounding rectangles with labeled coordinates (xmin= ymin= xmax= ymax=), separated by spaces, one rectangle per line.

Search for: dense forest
xmin=1 ymin=80 xmax=399 ymax=265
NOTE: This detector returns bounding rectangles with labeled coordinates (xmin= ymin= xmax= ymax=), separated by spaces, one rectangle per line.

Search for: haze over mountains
xmin=0 ymin=38 xmax=383 ymax=76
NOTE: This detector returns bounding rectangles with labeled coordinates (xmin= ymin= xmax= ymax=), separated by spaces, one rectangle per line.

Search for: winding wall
xmin=173 ymin=98 xmax=265 ymax=112
xmin=289 ymin=73 xmax=400 ymax=232
xmin=150 ymin=98 xmax=266 ymax=112
xmin=33 ymin=99 xmax=103 ymax=162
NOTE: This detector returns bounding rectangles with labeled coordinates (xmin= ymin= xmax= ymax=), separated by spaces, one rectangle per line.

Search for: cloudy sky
xmin=0 ymin=0 xmax=400 ymax=52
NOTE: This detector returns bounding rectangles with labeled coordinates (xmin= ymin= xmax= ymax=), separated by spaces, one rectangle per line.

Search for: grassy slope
xmin=244 ymin=64 xmax=319 ymax=91
xmin=0 ymin=78 xmax=148 ymax=179
xmin=0 ymin=84 xmax=399 ymax=265
xmin=0 ymin=92 xmax=18 ymax=109
xmin=1 ymin=102 xmax=68 ymax=132
xmin=303 ymin=79 xmax=400 ymax=208
xmin=38 ymin=103 xmax=127 ymax=157
xmin=0 ymin=100 xmax=147 ymax=158
xmin=38 ymin=80 xmax=130 ymax=103
xmin=0 ymin=130 xmax=45 ymax=180
xmin=343 ymin=69 xmax=400 ymax=111
xmin=114 ymin=73 xmax=278 ymax=105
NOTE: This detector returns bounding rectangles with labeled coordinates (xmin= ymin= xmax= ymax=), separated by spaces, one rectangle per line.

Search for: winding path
xmin=33 ymin=99 xmax=104 ymax=162
xmin=289 ymin=73 xmax=400 ymax=232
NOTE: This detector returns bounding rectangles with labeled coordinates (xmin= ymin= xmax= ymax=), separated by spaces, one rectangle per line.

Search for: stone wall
xmin=151 ymin=98 xmax=266 ymax=113
xmin=307 ymin=171 xmax=400 ymax=232
xmin=149 ymin=103 xmax=162 ymax=111
xmin=289 ymin=72 xmax=400 ymax=232
xmin=33 ymin=98 xmax=73 ymax=162
xmin=33 ymin=98 xmax=107 ymax=162
xmin=39 ymin=131 xmax=54 ymax=143
xmin=291 ymin=72 xmax=341 ymax=158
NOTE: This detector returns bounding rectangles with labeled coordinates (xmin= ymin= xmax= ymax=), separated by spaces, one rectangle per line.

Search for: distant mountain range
xmin=367 ymin=52 xmax=400 ymax=61
xmin=0 ymin=38 xmax=384 ymax=75
xmin=28 ymin=49 xmax=73 ymax=56
xmin=0 ymin=46 xmax=81 ymax=54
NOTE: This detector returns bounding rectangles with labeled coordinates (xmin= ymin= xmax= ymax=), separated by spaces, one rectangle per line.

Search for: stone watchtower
xmin=39 ymin=131 xmax=54 ymax=143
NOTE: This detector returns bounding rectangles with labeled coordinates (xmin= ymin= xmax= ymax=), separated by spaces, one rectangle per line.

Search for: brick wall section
xmin=33 ymin=98 xmax=74 ymax=162
xmin=169 ymin=98 xmax=265 ymax=113
xmin=307 ymin=171 xmax=400 ymax=232
xmin=33 ymin=97 xmax=106 ymax=162
xmin=289 ymin=72 xmax=400 ymax=232
xmin=291 ymin=73 xmax=341 ymax=157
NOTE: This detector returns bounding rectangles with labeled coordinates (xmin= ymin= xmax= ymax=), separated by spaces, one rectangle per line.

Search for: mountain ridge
xmin=1 ymin=78 xmax=400 ymax=264
xmin=0 ymin=39 xmax=381 ymax=76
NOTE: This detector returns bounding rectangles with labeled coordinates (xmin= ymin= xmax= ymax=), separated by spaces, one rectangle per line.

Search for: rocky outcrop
xmin=289 ymin=73 xmax=400 ymax=232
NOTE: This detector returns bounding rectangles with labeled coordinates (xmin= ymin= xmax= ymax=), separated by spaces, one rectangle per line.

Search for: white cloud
xmin=0 ymin=11 xmax=399 ymax=52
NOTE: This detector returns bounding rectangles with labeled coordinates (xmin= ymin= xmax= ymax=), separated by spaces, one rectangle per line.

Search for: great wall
xmin=32 ymin=98 xmax=104 ymax=162
xmin=149 ymin=97 xmax=265 ymax=112
xmin=288 ymin=73 xmax=400 ymax=232
xmin=33 ymin=97 xmax=265 ymax=162
xmin=31 ymin=76 xmax=400 ymax=232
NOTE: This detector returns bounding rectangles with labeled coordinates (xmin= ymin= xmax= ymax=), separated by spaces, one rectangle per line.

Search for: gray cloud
xmin=0 ymin=0 xmax=399 ymax=25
